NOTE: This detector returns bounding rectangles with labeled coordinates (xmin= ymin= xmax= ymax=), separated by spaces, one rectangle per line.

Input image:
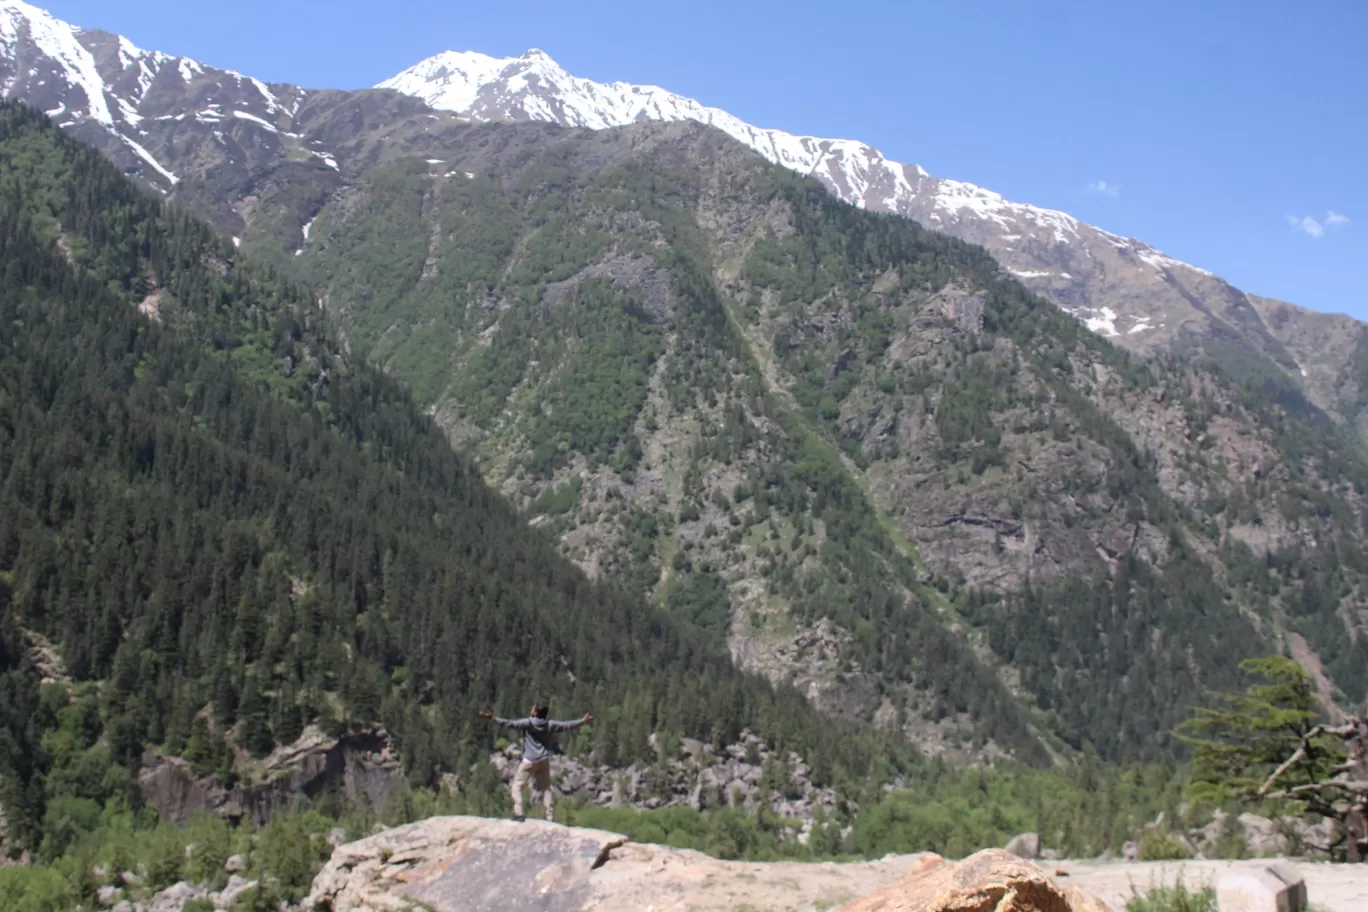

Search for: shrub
xmin=1125 ymin=877 xmax=1215 ymax=912
xmin=1138 ymin=828 xmax=1191 ymax=861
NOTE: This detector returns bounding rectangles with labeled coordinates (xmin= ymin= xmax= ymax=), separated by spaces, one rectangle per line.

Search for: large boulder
xmin=835 ymin=849 xmax=1111 ymax=912
xmin=303 ymin=814 xmax=931 ymax=911
xmin=304 ymin=816 xmax=626 ymax=911
xmin=1004 ymin=832 xmax=1040 ymax=860
xmin=1217 ymin=863 xmax=1307 ymax=912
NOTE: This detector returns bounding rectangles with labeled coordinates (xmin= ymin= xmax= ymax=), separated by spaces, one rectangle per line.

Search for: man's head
xmin=531 ymin=702 xmax=549 ymax=719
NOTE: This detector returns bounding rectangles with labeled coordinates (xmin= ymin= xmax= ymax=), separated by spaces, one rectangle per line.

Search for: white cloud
xmin=1288 ymin=211 xmax=1351 ymax=238
xmin=1287 ymin=215 xmax=1325 ymax=238
xmin=1086 ymin=179 xmax=1120 ymax=197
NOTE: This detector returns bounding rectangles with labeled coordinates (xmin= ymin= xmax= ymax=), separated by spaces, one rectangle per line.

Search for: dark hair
xmin=532 ymin=702 xmax=549 ymax=718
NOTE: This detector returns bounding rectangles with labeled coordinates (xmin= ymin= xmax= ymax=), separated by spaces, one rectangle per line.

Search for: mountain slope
xmin=378 ymin=48 xmax=1368 ymax=432
xmin=5 ymin=3 xmax=1368 ymax=760
xmin=277 ymin=114 xmax=1368 ymax=758
xmin=3 ymin=0 xmax=1361 ymax=432
xmin=0 ymin=100 xmax=900 ymax=850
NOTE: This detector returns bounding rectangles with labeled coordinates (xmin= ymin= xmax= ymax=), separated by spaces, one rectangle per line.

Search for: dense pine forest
xmin=0 ymin=101 xmax=914 ymax=857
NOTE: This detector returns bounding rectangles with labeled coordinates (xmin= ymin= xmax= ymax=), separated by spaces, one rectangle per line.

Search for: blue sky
xmin=47 ymin=0 xmax=1367 ymax=318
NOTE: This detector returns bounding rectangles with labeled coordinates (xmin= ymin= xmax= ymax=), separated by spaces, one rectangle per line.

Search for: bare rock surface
xmin=302 ymin=816 xmax=1368 ymax=912
xmin=303 ymin=815 xmax=927 ymax=911
xmin=836 ymin=849 xmax=1109 ymax=912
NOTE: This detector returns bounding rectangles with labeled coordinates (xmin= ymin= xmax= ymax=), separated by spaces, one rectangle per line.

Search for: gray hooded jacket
xmin=494 ymin=715 xmax=586 ymax=763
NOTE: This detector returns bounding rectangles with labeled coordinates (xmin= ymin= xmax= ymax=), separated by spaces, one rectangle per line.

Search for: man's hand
xmin=583 ymin=713 xmax=594 ymax=725
xmin=477 ymin=711 xmax=493 ymax=720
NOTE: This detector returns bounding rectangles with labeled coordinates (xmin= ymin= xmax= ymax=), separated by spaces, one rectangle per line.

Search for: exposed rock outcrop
xmin=303 ymin=815 xmax=933 ymax=912
xmin=139 ymin=725 xmax=402 ymax=826
xmin=479 ymin=727 xmax=842 ymax=826
xmin=835 ymin=848 xmax=1110 ymax=912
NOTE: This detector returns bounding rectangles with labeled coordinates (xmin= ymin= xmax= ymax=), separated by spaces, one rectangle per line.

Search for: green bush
xmin=1138 ymin=828 xmax=1192 ymax=861
xmin=0 ymin=867 xmax=70 ymax=912
xmin=1125 ymin=877 xmax=1215 ymax=912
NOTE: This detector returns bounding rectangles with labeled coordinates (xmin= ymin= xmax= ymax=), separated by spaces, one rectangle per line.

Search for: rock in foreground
xmin=303 ymin=817 xmax=1114 ymax=912
xmin=303 ymin=815 xmax=930 ymax=911
xmin=836 ymin=849 xmax=1110 ymax=912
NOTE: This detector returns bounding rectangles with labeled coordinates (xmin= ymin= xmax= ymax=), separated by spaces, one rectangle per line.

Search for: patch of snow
xmin=295 ymin=215 xmax=316 ymax=256
xmin=249 ymin=76 xmax=281 ymax=113
xmin=116 ymin=35 xmax=142 ymax=69
xmin=1300 ymin=367 xmax=1308 ymax=378
xmin=232 ymin=236 xmax=240 ymax=248
xmin=1135 ymin=244 xmax=1216 ymax=278
xmin=115 ymin=131 xmax=178 ymax=185
xmin=177 ymin=57 xmax=201 ymax=81
xmin=465 ymin=171 xmax=474 ymax=179
xmin=1009 ymin=269 xmax=1054 ymax=279
xmin=0 ymin=0 xmax=113 ymax=124
xmin=232 ymin=110 xmax=277 ymax=132
xmin=115 ymin=96 xmax=141 ymax=126
xmin=44 ymin=102 xmax=64 ymax=116
xmin=426 ymin=158 xmax=446 ymax=164
xmin=1081 ymin=307 xmax=1121 ymax=338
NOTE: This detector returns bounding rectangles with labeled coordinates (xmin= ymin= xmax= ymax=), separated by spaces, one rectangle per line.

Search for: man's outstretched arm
xmin=547 ymin=713 xmax=594 ymax=732
xmin=477 ymin=711 xmax=532 ymax=730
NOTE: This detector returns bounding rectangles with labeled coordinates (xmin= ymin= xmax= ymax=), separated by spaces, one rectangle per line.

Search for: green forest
xmin=0 ymin=101 xmax=909 ymax=858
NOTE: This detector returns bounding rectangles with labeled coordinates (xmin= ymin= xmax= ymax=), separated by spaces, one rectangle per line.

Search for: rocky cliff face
xmin=138 ymin=726 xmax=402 ymax=826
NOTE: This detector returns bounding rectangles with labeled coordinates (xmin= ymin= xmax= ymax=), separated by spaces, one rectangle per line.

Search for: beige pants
xmin=511 ymin=758 xmax=554 ymax=819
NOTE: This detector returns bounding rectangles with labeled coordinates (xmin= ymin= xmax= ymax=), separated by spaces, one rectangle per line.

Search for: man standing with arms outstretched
xmin=477 ymin=702 xmax=593 ymax=822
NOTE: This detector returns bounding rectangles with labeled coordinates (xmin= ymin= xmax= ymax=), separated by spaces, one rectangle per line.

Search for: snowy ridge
xmin=1 ymin=0 xmax=112 ymax=123
xmin=378 ymin=49 xmax=922 ymax=213
xmin=0 ymin=0 xmax=290 ymax=187
xmin=377 ymin=47 xmax=1219 ymax=307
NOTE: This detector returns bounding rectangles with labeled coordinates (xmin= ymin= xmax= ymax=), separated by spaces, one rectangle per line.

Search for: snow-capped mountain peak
xmin=1 ymin=0 xmax=291 ymax=133
xmin=380 ymin=47 xmax=1246 ymax=349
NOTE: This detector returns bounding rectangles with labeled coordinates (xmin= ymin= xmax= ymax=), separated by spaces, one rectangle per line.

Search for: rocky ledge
xmin=302 ymin=816 xmax=1110 ymax=912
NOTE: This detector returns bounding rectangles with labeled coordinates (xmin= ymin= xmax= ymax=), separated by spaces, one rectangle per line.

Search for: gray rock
xmin=111 ymin=903 xmax=134 ymax=912
xmin=97 ymin=884 xmax=123 ymax=907
xmin=1217 ymin=863 xmax=1307 ymax=912
xmin=224 ymin=853 xmax=248 ymax=873
xmin=1004 ymin=832 xmax=1040 ymax=859
xmin=1123 ymin=840 xmax=1140 ymax=862
xmin=120 ymin=871 xmax=144 ymax=886
xmin=148 ymin=880 xmax=206 ymax=912
xmin=213 ymin=874 xmax=258 ymax=909
xmin=138 ymin=724 xmax=402 ymax=828
xmin=326 ymin=828 xmax=348 ymax=848
xmin=306 ymin=817 xmax=627 ymax=911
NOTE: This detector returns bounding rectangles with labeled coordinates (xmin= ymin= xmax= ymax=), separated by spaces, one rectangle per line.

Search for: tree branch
xmin=1260 ymin=726 xmax=1324 ymax=796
